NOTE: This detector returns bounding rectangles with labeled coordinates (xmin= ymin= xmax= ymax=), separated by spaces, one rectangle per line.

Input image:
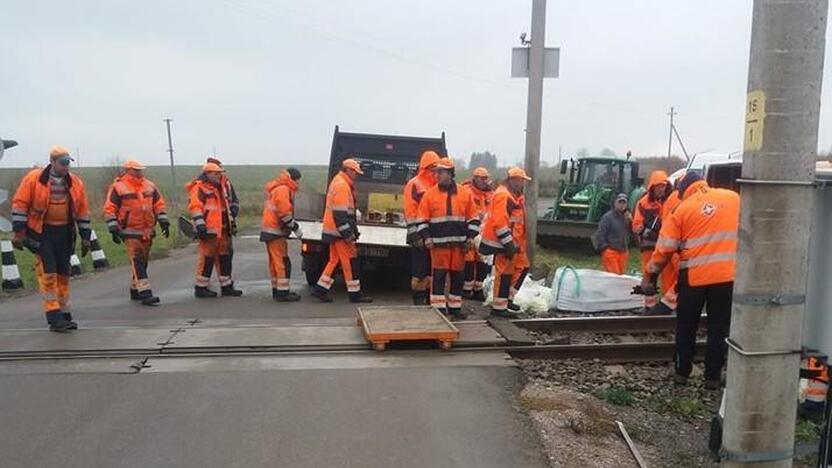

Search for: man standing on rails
xmin=187 ymin=163 xmax=243 ymax=298
xmin=312 ymin=158 xmax=373 ymax=303
xmin=403 ymin=150 xmax=440 ymax=305
xmin=11 ymin=146 xmax=92 ymax=332
xmin=595 ymin=193 xmax=633 ymax=275
xmin=461 ymin=167 xmax=493 ymax=302
xmin=641 ymin=172 xmax=739 ymax=389
xmin=415 ymin=158 xmax=480 ymax=319
xmin=103 ymin=159 xmax=170 ymax=306
xmin=261 ymin=168 xmax=303 ymax=302
xmin=479 ymin=167 xmax=532 ymax=318
xmin=632 ymin=170 xmax=670 ymax=310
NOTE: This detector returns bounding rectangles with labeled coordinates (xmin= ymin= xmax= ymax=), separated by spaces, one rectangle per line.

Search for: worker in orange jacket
xmin=479 ymin=167 xmax=532 ymax=318
xmin=103 ymin=159 xmax=169 ymax=306
xmin=403 ymin=150 xmax=440 ymax=305
xmin=206 ymin=157 xmax=240 ymax=281
xmin=11 ymin=146 xmax=92 ymax=332
xmin=415 ymin=158 xmax=479 ymax=319
xmin=312 ymin=158 xmax=373 ymax=303
xmin=187 ymin=163 xmax=243 ymax=298
xmin=642 ymin=172 xmax=739 ymax=389
xmin=461 ymin=167 xmax=493 ymax=301
xmin=649 ymin=182 xmax=682 ymax=315
xmin=261 ymin=168 xmax=303 ymax=302
xmin=632 ymin=170 xmax=670 ymax=309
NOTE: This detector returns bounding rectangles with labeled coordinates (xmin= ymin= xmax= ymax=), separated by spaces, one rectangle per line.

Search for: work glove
xmin=230 ymin=205 xmax=240 ymax=219
xmin=159 ymin=220 xmax=170 ymax=239
xmin=80 ymin=239 xmax=91 ymax=257
xmin=504 ymin=241 xmax=518 ymax=257
xmin=110 ymin=229 xmax=123 ymax=244
xmin=11 ymin=237 xmax=24 ymax=251
xmin=631 ymin=284 xmax=658 ymax=296
xmin=22 ymin=237 xmax=41 ymax=254
xmin=411 ymin=237 xmax=425 ymax=249
xmin=294 ymin=225 xmax=304 ymax=239
xmin=196 ymin=224 xmax=209 ymax=240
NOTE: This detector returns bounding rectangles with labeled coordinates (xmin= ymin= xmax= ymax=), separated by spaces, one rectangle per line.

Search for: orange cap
xmin=419 ymin=150 xmax=441 ymax=171
xmin=507 ymin=166 xmax=531 ymax=181
xmin=473 ymin=167 xmax=490 ymax=178
xmin=434 ymin=158 xmax=455 ymax=170
xmin=206 ymin=157 xmax=223 ymax=167
xmin=123 ymin=159 xmax=146 ymax=170
xmin=202 ymin=162 xmax=225 ymax=173
xmin=49 ymin=145 xmax=71 ymax=159
xmin=342 ymin=158 xmax=364 ymax=175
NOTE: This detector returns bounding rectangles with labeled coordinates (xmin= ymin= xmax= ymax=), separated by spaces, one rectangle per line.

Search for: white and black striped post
xmin=89 ymin=230 xmax=109 ymax=269
xmin=1 ymin=240 xmax=23 ymax=290
xmin=70 ymin=254 xmax=83 ymax=276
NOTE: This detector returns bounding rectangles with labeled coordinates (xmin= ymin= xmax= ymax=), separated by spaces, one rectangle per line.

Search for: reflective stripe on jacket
xmin=322 ymin=171 xmax=358 ymax=243
xmin=260 ymin=171 xmax=299 ymax=241
xmin=11 ymin=165 xmax=92 ymax=241
xmin=649 ymin=180 xmax=740 ymax=287
xmin=103 ymin=174 xmax=167 ymax=240
xmin=403 ymin=171 xmax=435 ymax=244
xmin=479 ymin=185 xmax=525 ymax=255
xmin=416 ymin=183 xmax=479 ymax=246
xmin=186 ymin=175 xmax=228 ymax=238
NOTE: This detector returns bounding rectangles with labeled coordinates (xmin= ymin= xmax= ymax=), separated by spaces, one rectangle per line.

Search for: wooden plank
xmin=487 ymin=317 xmax=537 ymax=345
xmin=616 ymin=421 xmax=648 ymax=468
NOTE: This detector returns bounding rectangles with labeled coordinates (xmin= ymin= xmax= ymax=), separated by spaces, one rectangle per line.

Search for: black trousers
xmin=675 ymin=276 xmax=733 ymax=381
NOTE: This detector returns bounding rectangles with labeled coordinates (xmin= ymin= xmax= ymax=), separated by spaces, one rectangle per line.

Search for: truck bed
xmin=297 ymin=220 xmax=407 ymax=247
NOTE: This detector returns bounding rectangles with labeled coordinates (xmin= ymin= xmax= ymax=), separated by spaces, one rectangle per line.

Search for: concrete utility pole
xmin=667 ymin=106 xmax=676 ymax=158
xmin=722 ymin=1 xmax=827 ymax=466
xmin=164 ymin=118 xmax=178 ymax=234
xmin=523 ymin=0 xmax=546 ymax=265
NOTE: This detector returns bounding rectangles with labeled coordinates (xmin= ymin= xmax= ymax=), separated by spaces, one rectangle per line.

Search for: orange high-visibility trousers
xmin=492 ymin=251 xmax=529 ymax=311
xmin=463 ymin=248 xmax=489 ymax=294
xmin=266 ymin=238 xmax=291 ymax=292
xmin=640 ymin=250 xmax=658 ymax=307
xmin=660 ymin=253 xmax=680 ymax=309
xmin=317 ymin=239 xmax=360 ymax=293
xmin=429 ymin=246 xmax=466 ymax=312
xmin=33 ymin=225 xmax=73 ymax=314
xmin=195 ymin=235 xmax=233 ymax=288
xmin=601 ymin=248 xmax=628 ymax=275
xmin=125 ymin=238 xmax=153 ymax=297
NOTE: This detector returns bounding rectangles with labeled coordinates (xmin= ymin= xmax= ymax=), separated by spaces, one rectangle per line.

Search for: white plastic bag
xmin=482 ymin=275 xmax=553 ymax=317
xmin=550 ymin=266 xmax=643 ymax=312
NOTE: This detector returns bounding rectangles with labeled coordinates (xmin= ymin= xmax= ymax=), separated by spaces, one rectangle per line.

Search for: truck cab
xmin=299 ymin=126 xmax=447 ymax=286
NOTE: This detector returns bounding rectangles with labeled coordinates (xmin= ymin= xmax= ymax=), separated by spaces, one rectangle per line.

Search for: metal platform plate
xmin=357 ymin=306 xmax=459 ymax=350
xmin=0 ymin=329 xmax=171 ymax=355
xmin=164 ymin=326 xmax=366 ymax=351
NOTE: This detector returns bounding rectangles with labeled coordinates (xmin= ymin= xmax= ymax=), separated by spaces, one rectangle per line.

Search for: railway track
xmin=0 ymin=315 xmax=705 ymax=364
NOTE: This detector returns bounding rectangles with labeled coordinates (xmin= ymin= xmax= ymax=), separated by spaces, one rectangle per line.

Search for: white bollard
xmin=70 ymin=254 xmax=83 ymax=276
xmin=1 ymin=240 xmax=24 ymax=290
xmin=89 ymin=230 xmax=109 ymax=269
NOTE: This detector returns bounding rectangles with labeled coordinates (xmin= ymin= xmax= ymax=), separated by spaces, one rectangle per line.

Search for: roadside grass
xmin=535 ymin=246 xmax=643 ymax=277
xmin=593 ymin=386 xmax=636 ymax=406
xmin=644 ymin=394 xmax=707 ymax=419
xmin=795 ymin=418 xmax=821 ymax=444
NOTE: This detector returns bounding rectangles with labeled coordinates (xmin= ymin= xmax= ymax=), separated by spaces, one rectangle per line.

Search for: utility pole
xmin=722 ymin=1 xmax=827 ymax=466
xmin=164 ymin=118 xmax=178 ymax=236
xmin=667 ymin=106 xmax=676 ymax=158
xmin=523 ymin=0 xmax=546 ymax=265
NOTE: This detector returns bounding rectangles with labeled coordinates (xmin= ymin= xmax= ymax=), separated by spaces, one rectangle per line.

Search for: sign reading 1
xmin=744 ymin=90 xmax=766 ymax=151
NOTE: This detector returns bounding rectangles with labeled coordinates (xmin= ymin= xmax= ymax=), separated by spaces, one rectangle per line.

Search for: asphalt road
xmin=0 ymin=236 xmax=547 ymax=468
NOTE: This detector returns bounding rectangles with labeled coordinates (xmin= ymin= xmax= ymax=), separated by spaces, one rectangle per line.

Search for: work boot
xmin=130 ymin=288 xmax=140 ymax=301
xmin=471 ymin=290 xmax=487 ymax=302
xmin=447 ymin=309 xmax=467 ymax=321
xmin=489 ymin=308 xmax=520 ymax=319
xmin=349 ymin=292 xmax=373 ymax=303
xmin=462 ymin=290 xmax=473 ymax=300
xmin=311 ymin=287 xmax=334 ymax=303
xmin=507 ymin=301 xmax=521 ymax=312
xmin=412 ymin=291 xmax=429 ymax=306
xmin=644 ymin=302 xmax=673 ymax=316
xmin=275 ymin=291 xmax=301 ymax=302
xmin=194 ymin=286 xmax=218 ymax=298
xmin=46 ymin=311 xmax=72 ymax=333
xmin=221 ymin=283 xmax=243 ymax=297
xmin=141 ymin=295 xmax=161 ymax=306
xmin=673 ymin=374 xmax=689 ymax=386
xmin=704 ymin=379 xmax=721 ymax=391
xmin=62 ymin=312 xmax=78 ymax=330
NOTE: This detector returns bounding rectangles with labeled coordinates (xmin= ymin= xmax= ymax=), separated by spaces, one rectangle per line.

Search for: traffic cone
xmin=1 ymin=240 xmax=24 ymax=290
xmin=70 ymin=254 xmax=83 ymax=276
xmin=89 ymin=230 xmax=109 ymax=269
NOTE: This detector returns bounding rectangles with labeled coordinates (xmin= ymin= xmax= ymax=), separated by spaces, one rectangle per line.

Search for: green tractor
xmin=538 ymin=155 xmax=645 ymax=248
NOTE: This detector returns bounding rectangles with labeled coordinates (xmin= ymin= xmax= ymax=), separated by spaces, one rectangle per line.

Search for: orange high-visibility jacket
xmin=322 ymin=171 xmax=358 ymax=243
xmin=186 ymin=175 xmax=230 ymax=238
xmin=649 ymin=180 xmax=740 ymax=286
xmin=415 ymin=183 xmax=479 ymax=246
xmin=632 ymin=170 xmax=669 ymax=251
xmin=479 ymin=185 xmax=526 ymax=255
xmin=219 ymin=174 xmax=240 ymax=221
xmin=11 ymin=165 xmax=92 ymax=241
xmin=260 ymin=171 xmax=300 ymax=240
xmin=462 ymin=180 xmax=493 ymax=222
xmin=403 ymin=170 xmax=436 ymax=244
xmin=103 ymin=174 xmax=167 ymax=240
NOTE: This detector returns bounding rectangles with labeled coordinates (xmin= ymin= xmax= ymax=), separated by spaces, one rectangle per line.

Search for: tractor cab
xmin=552 ymin=156 xmax=642 ymax=223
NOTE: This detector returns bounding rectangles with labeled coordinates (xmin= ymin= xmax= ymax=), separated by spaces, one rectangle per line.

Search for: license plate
xmin=360 ymin=246 xmax=390 ymax=257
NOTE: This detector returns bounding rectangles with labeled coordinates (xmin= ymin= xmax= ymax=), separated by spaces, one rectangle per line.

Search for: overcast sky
xmin=2 ymin=0 xmax=831 ymax=167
